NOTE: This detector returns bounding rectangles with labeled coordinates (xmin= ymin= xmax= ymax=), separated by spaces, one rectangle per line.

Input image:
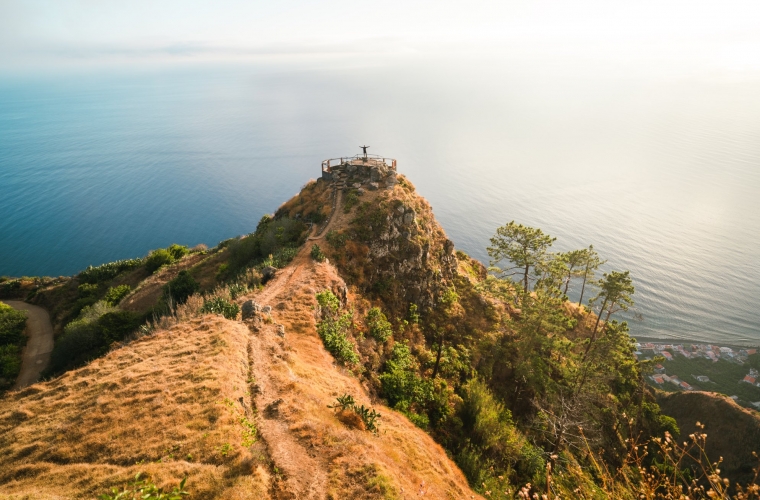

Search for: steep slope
xmin=657 ymin=391 xmax=760 ymax=486
xmin=0 ymin=180 xmax=480 ymax=499
xmin=241 ymin=244 xmax=478 ymax=499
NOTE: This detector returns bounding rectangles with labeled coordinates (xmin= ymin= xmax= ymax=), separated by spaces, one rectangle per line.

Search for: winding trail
xmin=5 ymin=301 xmax=54 ymax=390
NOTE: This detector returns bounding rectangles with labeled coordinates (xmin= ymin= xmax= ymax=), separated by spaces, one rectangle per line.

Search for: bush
xmin=77 ymin=283 xmax=99 ymax=298
xmin=326 ymin=230 xmax=348 ymax=249
xmin=145 ymin=249 xmax=175 ymax=274
xmin=0 ymin=343 xmax=21 ymax=380
xmin=201 ymin=297 xmax=240 ymax=320
xmin=343 ymin=189 xmax=360 ymax=213
xmin=228 ymin=283 xmax=248 ymax=300
xmin=164 ymin=271 xmax=199 ymax=306
xmin=310 ymin=244 xmax=326 ymax=262
xmin=0 ymin=302 xmax=27 ymax=346
xmin=50 ymin=302 xmax=143 ymax=373
xmin=104 ymin=284 xmax=131 ymax=305
xmin=166 ymin=244 xmax=189 ymax=260
xmin=97 ymin=311 xmax=142 ymax=345
xmin=365 ymin=307 xmax=392 ymax=343
xmin=227 ymin=216 xmax=307 ymax=272
xmin=315 ymin=290 xmax=358 ymax=365
xmin=79 ymin=258 xmax=143 ymax=284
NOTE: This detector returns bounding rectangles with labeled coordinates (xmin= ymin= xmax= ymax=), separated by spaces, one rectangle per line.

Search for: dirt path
xmin=308 ymin=188 xmax=341 ymax=241
xmin=5 ymin=300 xmax=54 ymax=390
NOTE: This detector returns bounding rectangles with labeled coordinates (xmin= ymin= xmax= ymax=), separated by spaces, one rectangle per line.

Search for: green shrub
xmin=104 ymin=284 xmax=131 ymax=305
xmin=315 ymin=290 xmax=358 ymax=365
xmin=310 ymin=244 xmax=326 ymax=262
xmin=316 ymin=290 xmax=340 ymax=315
xmin=326 ymin=230 xmax=348 ymax=249
xmin=166 ymin=244 xmax=189 ymax=260
xmin=98 ymin=473 xmax=188 ymax=500
xmin=0 ymin=302 xmax=27 ymax=346
xmin=343 ymin=189 xmax=360 ymax=213
xmin=79 ymin=259 xmax=143 ymax=284
xmin=201 ymin=297 xmax=240 ymax=320
xmin=227 ymin=216 xmax=307 ymax=272
xmin=164 ymin=271 xmax=199 ymax=306
xmin=328 ymin=394 xmax=381 ymax=434
xmin=365 ymin=307 xmax=392 ymax=343
xmin=77 ymin=283 xmax=99 ymax=298
xmin=0 ymin=344 xmax=21 ymax=380
xmin=97 ymin=311 xmax=142 ymax=345
xmin=228 ymin=283 xmax=248 ymax=300
xmin=145 ymin=249 xmax=175 ymax=273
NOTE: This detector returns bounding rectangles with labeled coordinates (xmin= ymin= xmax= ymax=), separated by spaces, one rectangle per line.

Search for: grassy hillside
xmin=3 ymin=173 xmax=759 ymax=499
xmin=0 ymin=315 xmax=271 ymax=499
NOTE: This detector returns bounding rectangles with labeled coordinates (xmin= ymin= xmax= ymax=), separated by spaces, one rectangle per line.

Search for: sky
xmin=2 ymin=0 xmax=760 ymax=75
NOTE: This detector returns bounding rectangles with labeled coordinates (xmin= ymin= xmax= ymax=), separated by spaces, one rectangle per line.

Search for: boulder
xmin=403 ymin=211 xmax=416 ymax=225
xmin=262 ymin=266 xmax=277 ymax=283
xmin=262 ymin=305 xmax=272 ymax=314
xmin=368 ymin=182 xmax=379 ymax=191
xmin=276 ymin=324 xmax=285 ymax=337
xmin=241 ymin=300 xmax=261 ymax=320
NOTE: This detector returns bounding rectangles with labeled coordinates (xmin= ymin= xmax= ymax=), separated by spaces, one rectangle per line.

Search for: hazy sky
xmin=2 ymin=0 xmax=760 ymax=74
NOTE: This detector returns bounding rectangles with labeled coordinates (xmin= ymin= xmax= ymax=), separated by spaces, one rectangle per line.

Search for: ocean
xmin=1 ymin=59 xmax=759 ymax=345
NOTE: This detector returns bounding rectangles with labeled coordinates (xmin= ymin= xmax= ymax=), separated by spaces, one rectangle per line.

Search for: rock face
xmin=242 ymin=300 xmax=261 ymax=320
xmin=321 ymin=158 xmax=397 ymax=192
xmin=332 ymin=182 xmax=458 ymax=315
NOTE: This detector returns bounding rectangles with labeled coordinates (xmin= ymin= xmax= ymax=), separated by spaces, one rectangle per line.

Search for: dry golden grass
xmin=0 ymin=315 xmax=270 ymax=499
xmin=242 ymin=243 xmax=481 ymax=499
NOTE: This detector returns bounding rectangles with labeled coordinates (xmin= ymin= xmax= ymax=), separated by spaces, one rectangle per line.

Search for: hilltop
xmin=2 ymin=159 xmax=759 ymax=499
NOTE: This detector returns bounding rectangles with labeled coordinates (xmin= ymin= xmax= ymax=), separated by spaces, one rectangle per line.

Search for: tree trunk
xmin=523 ymin=264 xmax=530 ymax=293
xmin=563 ymin=268 xmax=572 ymax=295
xmin=431 ymin=336 xmax=444 ymax=379
xmin=578 ymin=261 xmax=590 ymax=306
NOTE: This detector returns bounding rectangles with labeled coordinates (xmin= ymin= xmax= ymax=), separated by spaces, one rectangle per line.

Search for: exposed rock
xmin=276 ymin=325 xmax=285 ymax=337
xmin=368 ymin=182 xmax=379 ymax=191
xmin=352 ymin=183 xmax=362 ymax=189
xmin=242 ymin=300 xmax=261 ymax=320
xmin=403 ymin=211 xmax=416 ymax=225
xmin=262 ymin=305 xmax=272 ymax=314
xmin=443 ymin=239 xmax=455 ymax=255
xmin=262 ymin=266 xmax=277 ymax=283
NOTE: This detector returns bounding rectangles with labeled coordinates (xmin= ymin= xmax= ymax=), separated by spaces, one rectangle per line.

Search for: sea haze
xmin=1 ymin=59 xmax=759 ymax=346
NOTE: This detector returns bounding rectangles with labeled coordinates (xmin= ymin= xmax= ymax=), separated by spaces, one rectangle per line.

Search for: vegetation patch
xmin=316 ymin=290 xmax=359 ymax=365
xmin=328 ymin=394 xmax=381 ymax=434
xmin=201 ymin=297 xmax=240 ymax=320
xmin=79 ymin=258 xmax=144 ymax=284
xmin=0 ymin=302 xmax=27 ymax=390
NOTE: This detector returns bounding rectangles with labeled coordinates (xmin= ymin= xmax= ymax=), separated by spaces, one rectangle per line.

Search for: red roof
xmin=748 ymin=349 xmax=757 ymax=355
xmin=743 ymin=376 xmax=756 ymax=384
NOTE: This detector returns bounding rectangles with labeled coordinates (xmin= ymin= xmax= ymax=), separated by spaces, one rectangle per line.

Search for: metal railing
xmin=321 ymin=154 xmax=397 ymax=173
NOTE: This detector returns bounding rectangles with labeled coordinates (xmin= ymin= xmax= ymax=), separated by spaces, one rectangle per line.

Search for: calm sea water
xmin=1 ymin=60 xmax=759 ymax=345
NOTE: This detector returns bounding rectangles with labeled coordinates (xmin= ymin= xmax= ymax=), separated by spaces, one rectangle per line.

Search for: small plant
xmin=328 ymin=394 xmax=356 ymax=411
xmin=343 ymin=189 xmax=360 ymax=213
xmin=145 ymin=249 xmax=175 ymax=274
xmin=218 ymin=442 xmax=232 ymax=456
xmin=310 ymin=244 xmax=326 ymax=262
xmin=354 ymin=405 xmax=382 ymax=433
xmin=328 ymin=394 xmax=381 ymax=434
xmin=365 ymin=307 xmax=393 ymax=343
xmin=98 ymin=473 xmax=188 ymax=500
xmin=201 ymin=297 xmax=240 ymax=320
xmin=104 ymin=284 xmax=131 ymax=305
xmin=228 ymin=282 xmax=248 ymax=300
xmin=326 ymin=230 xmax=348 ymax=249
xmin=77 ymin=283 xmax=99 ymax=298
xmin=164 ymin=271 xmax=199 ymax=306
